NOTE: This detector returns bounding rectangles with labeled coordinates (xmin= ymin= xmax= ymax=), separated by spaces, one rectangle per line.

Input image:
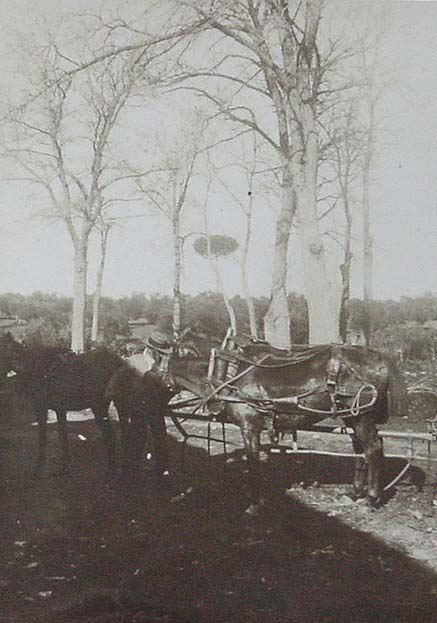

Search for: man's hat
xmin=145 ymin=330 xmax=173 ymax=355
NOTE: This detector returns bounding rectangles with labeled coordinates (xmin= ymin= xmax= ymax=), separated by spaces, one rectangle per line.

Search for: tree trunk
xmin=339 ymin=221 xmax=352 ymax=343
xmin=91 ymin=226 xmax=110 ymax=344
xmin=202 ymin=205 xmax=237 ymax=335
xmin=362 ymin=100 xmax=375 ymax=346
xmin=241 ymin=193 xmax=258 ymax=340
xmin=172 ymin=216 xmax=183 ymax=340
xmin=71 ymin=237 xmax=88 ymax=353
xmin=295 ymin=110 xmax=340 ymax=345
xmin=263 ymin=164 xmax=295 ymax=348
xmin=210 ymin=257 xmax=237 ymax=334
xmin=241 ymin=270 xmax=258 ymax=340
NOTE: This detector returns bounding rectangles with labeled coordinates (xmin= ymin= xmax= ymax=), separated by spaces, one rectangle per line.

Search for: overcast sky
xmin=1 ymin=0 xmax=437 ymax=302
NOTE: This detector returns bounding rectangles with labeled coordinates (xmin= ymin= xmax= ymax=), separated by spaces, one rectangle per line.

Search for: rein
xmin=217 ymin=346 xmax=330 ymax=370
xmin=168 ymin=364 xmax=262 ymax=415
xmin=267 ymin=383 xmax=378 ymax=417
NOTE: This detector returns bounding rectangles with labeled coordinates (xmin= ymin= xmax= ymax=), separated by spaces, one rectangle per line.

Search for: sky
xmin=1 ymin=0 xmax=437 ymax=302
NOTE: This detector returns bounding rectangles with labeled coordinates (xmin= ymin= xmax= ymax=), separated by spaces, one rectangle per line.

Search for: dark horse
xmin=104 ymin=352 xmax=173 ymax=478
xmin=0 ymin=333 xmax=125 ymax=474
xmin=0 ymin=333 xmax=173 ymax=478
xmin=156 ymin=338 xmax=408 ymax=512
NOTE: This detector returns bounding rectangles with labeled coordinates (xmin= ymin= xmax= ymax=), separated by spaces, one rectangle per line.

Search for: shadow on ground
xmin=0 ymin=415 xmax=436 ymax=623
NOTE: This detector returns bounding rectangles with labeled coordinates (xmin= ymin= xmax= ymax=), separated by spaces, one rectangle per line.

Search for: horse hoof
xmin=368 ymin=495 xmax=382 ymax=509
xmin=349 ymin=490 xmax=367 ymax=502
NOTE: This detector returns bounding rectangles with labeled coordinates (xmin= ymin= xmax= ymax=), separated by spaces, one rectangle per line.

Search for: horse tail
xmin=381 ymin=357 xmax=409 ymax=423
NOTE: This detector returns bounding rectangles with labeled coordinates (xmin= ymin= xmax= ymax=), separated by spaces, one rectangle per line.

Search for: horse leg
xmin=114 ymin=401 xmax=131 ymax=472
xmin=93 ymin=402 xmax=116 ymax=476
xmin=350 ymin=432 xmax=367 ymax=499
xmin=240 ymin=425 xmax=263 ymax=516
xmin=127 ymin=410 xmax=147 ymax=473
xmin=147 ymin=409 xmax=170 ymax=479
xmin=56 ymin=410 xmax=70 ymax=475
xmin=352 ymin=416 xmax=385 ymax=506
xmin=35 ymin=410 xmax=48 ymax=476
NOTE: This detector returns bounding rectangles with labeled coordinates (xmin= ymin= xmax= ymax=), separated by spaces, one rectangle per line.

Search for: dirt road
xmin=0 ymin=412 xmax=436 ymax=623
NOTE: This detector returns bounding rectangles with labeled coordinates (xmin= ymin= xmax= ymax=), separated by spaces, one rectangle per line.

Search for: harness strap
xmin=226 ymin=348 xmax=330 ymax=370
xmin=326 ymin=347 xmax=342 ymax=417
xmin=167 ymin=344 xmax=379 ymax=421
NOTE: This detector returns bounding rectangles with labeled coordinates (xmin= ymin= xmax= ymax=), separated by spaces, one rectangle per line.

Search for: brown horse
xmin=164 ymin=338 xmax=408 ymax=512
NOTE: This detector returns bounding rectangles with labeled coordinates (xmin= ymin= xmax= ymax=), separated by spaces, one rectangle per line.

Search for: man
xmin=143 ymin=330 xmax=173 ymax=372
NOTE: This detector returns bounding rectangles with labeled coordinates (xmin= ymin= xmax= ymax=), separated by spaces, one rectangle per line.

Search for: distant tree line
xmin=2 ymin=291 xmax=437 ymax=361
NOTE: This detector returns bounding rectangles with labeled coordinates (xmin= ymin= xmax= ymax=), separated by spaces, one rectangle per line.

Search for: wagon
xmin=164 ymin=335 xmax=437 ymax=500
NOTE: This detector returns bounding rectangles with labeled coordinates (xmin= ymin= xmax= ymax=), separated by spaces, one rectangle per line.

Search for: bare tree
xmin=52 ymin=1 xmax=363 ymax=346
xmin=193 ymin=227 xmax=239 ymax=336
xmin=321 ymin=99 xmax=364 ymax=342
xmin=132 ymin=129 xmax=200 ymax=339
xmin=209 ymin=133 xmax=261 ymax=339
xmin=355 ymin=24 xmax=391 ymax=346
xmin=361 ymin=64 xmax=379 ymax=346
xmin=167 ymin=0 xmax=355 ymax=345
xmin=1 ymin=1 xmax=211 ymax=350
xmin=4 ymin=40 xmax=150 ymax=351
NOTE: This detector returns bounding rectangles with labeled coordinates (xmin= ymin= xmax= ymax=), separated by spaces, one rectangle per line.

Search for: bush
xmin=371 ymin=323 xmax=435 ymax=361
xmin=23 ymin=317 xmax=70 ymax=349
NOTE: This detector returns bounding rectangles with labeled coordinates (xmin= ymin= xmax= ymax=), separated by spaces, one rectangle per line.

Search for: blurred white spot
xmin=78 ymin=434 xmax=87 ymax=441
xmin=26 ymin=562 xmax=38 ymax=569
xmin=46 ymin=576 xmax=66 ymax=581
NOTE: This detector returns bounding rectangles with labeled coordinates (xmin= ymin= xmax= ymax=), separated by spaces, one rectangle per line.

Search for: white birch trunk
xmin=71 ymin=237 xmax=88 ymax=353
xmin=290 ymin=0 xmax=340 ymax=345
xmin=91 ymin=227 xmax=110 ymax=343
xmin=295 ymin=110 xmax=340 ymax=345
xmin=263 ymin=164 xmax=294 ymax=348
xmin=203 ymin=201 xmax=237 ymax=335
xmin=241 ymin=194 xmax=258 ymax=340
xmin=339 ymin=200 xmax=352 ymax=344
xmin=210 ymin=257 xmax=237 ymax=335
xmin=241 ymin=269 xmax=258 ymax=340
xmin=362 ymin=99 xmax=375 ymax=346
xmin=172 ymin=215 xmax=183 ymax=340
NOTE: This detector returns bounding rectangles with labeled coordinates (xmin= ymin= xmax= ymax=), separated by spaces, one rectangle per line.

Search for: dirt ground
xmin=1 ymin=398 xmax=437 ymax=623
